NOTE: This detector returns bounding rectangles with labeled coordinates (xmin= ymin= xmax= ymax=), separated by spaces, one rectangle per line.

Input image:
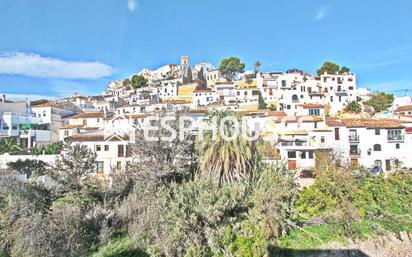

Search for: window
xmin=308 ymin=151 xmax=314 ymax=159
xmin=388 ymin=129 xmax=403 ymax=140
xmin=309 ymin=109 xmax=320 ymax=116
xmin=64 ymin=130 xmax=69 ymax=137
xmin=374 ymin=160 xmax=382 ymax=167
xmin=96 ymin=161 xmax=104 ymax=174
xmin=321 ymin=136 xmax=325 ymax=143
xmin=96 ymin=145 xmax=101 ymax=151
xmin=375 ymin=129 xmax=380 ymax=135
xmin=104 ymin=145 xmax=109 ymax=151
xmin=301 ymin=151 xmax=306 ymax=159
xmin=396 ymin=143 xmax=400 ymax=149
xmin=373 ymin=144 xmax=381 ymax=151
xmin=118 ymin=145 xmax=124 ymax=157
xmin=287 ymin=151 xmax=296 ymax=159
xmin=334 ymin=128 xmax=340 ymax=140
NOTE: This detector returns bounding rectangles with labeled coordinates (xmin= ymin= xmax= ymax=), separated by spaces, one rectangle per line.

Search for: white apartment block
xmin=157 ymin=80 xmax=179 ymax=97
xmin=192 ymin=89 xmax=219 ymax=107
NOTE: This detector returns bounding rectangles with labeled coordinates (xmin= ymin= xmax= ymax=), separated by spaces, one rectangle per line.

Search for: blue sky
xmin=0 ymin=0 xmax=411 ymax=99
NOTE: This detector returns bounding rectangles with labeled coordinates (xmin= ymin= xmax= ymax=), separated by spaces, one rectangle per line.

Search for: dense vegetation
xmin=364 ymin=92 xmax=395 ymax=113
xmin=316 ymin=61 xmax=350 ymax=76
xmin=0 ymin=111 xmax=410 ymax=257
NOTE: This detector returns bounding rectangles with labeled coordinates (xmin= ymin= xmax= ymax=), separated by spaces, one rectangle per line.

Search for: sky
xmin=0 ymin=0 xmax=412 ymax=100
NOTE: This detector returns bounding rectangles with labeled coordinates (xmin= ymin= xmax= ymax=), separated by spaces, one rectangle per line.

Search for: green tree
xmin=254 ymin=60 xmax=261 ymax=75
xmin=286 ymin=68 xmax=303 ymax=74
xmin=364 ymin=92 xmax=394 ymax=113
xmin=317 ymin=61 xmax=340 ymax=75
xmin=124 ymin=78 xmax=132 ymax=89
xmin=131 ymin=75 xmax=148 ymax=89
xmin=344 ymin=101 xmax=362 ymax=113
xmin=185 ymin=66 xmax=193 ymax=84
xmin=53 ymin=143 xmax=97 ymax=210
xmin=197 ymin=110 xmax=257 ymax=184
xmin=340 ymin=66 xmax=350 ymax=74
xmin=258 ymin=92 xmax=267 ymax=110
xmin=0 ymin=138 xmax=21 ymax=154
xmin=198 ymin=67 xmax=205 ymax=81
xmin=218 ymin=57 xmax=245 ymax=81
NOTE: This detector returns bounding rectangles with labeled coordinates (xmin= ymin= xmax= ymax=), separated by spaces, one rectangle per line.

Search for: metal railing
xmin=350 ymin=149 xmax=361 ymax=156
xmin=349 ymin=135 xmax=360 ymax=142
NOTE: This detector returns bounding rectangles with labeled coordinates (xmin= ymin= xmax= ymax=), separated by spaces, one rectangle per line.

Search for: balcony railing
xmin=349 ymin=135 xmax=360 ymax=142
xmin=280 ymin=141 xmax=308 ymax=147
xmin=350 ymin=149 xmax=361 ymax=156
xmin=387 ymin=135 xmax=404 ymax=142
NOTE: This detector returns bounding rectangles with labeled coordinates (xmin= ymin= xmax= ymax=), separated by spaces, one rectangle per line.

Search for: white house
xmin=326 ymin=118 xmax=410 ymax=173
xmin=192 ymin=89 xmax=219 ymax=107
xmin=66 ymin=132 xmax=133 ymax=175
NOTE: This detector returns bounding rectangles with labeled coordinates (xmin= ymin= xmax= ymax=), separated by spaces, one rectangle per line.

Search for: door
xmin=385 ymin=160 xmax=392 ymax=171
xmin=288 ymin=160 xmax=297 ymax=170
xmin=118 ymin=145 xmax=124 ymax=157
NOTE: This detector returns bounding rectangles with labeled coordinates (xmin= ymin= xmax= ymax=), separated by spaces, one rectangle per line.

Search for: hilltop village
xmin=1 ymin=56 xmax=411 ymax=174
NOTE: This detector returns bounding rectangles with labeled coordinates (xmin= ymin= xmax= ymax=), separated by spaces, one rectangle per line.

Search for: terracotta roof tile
xmin=69 ymin=112 xmax=105 ymax=119
xmin=326 ymin=118 xmax=404 ymax=129
xmin=60 ymin=124 xmax=82 ymax=129
xmin=395 ymin=105 xmax=412 ymax=112
xmin=297 ymin=103 xmax=324 ymax=108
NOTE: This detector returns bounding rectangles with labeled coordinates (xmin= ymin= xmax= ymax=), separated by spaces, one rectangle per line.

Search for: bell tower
xmin=181 ymin=55 xmax=189 ymax=66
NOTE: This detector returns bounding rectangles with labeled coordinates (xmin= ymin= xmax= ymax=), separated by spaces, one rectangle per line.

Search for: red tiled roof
xmin=69 ymin=112 xmax=105 ymax=119
xmin=395 ymin=105 xmax=412 ymax=112
xmin=326 ymin=118 xmax=404 ymax=129
xmin=297 ymin=104 xmax=324 ymax=108
xmin=66 ymin=133 xmax=128 ymax=142
xmin=60 ymin=124 xmax=82 ymax=129
xmin=275 ymin=115 xmax=323 ymax=123
xmin=194 ymin=89 xmax=214 ymax=93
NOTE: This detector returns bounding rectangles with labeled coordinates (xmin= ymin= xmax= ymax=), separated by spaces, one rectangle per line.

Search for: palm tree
xmin=344 ymin=101 xmax=362 ymax=113
xmin=197 ymin=110 xmax=257 ymax=184
xmin=0 ymin=138 xmax=21 ymax=154
xmin=254 ymin=61 xmax=262 ymax=75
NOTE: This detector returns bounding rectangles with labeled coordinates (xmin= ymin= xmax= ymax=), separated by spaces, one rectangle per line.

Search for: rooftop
xmin=69 ymin=112 xmax=105 ymax=119
xmin=394 ymin=105 xmax=412 ymax=112
xmin=326 ymin=118 xmax=404 ymax=129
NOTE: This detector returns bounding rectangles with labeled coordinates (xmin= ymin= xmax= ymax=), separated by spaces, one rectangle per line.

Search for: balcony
xmin=350 ymin=148 xmax=361 ymax=156
xmin=280 ymin=141 xmax=308 ymax=147
xmin=387 ymin=135 xmax=404 ymax=143
xmin=349 ymin=135 xmax=360 ymax=142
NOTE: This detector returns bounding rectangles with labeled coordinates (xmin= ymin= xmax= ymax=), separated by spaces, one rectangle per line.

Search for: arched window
xmin=373 ymin=144 xmax=381 ymax=151
xmin=374 ymin=160 xmax=382 ymax=167
xmin=292 ymin=94 xmax=298 ymax=103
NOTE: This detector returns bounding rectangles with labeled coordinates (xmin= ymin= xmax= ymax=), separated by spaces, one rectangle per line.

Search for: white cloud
xmin=0 ymin=51 xmax=115 ymax=79
xmin=127 ymin=0 xmax=138 ymax=12
xmin=314 ymin=7 xmax=328 ymax=21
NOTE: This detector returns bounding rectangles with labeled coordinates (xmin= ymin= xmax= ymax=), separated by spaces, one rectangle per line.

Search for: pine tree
xmin=198 ymin=67 xmax=205 ymax=81
xmin=186 ymin=66 xmax=193 ymax=83
xmin=258 ymin=92 xmax=267 ymax=110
